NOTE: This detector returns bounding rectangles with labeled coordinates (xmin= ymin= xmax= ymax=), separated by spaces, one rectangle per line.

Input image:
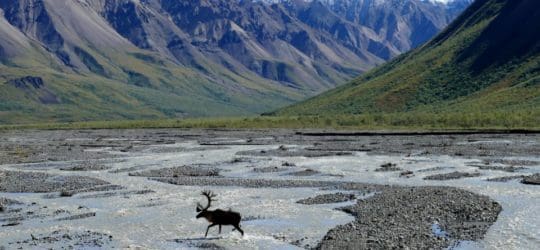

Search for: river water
xmin=1 ymin=139 xmax=539 ymax=249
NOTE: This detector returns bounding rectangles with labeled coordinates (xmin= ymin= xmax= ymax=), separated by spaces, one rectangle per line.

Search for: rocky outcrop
xmin=0 ymin=0 xmax=470 ymax=88
xmin=7 ymin=76 xmax=44 ymax=89
xmin=522 ymin=174 xmax=540 ymax=185
xmin=0 ymin=0 xmax=70 ymax=65
xmin=0 ymin=0 xmax=471 ymax=121
xmin=5 ymin=76 xmax=60 ymax=104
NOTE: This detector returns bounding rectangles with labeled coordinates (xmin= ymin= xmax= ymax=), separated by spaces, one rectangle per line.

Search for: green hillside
xmin=0 ymin=46 xmax=300 ymax=124
xmin=273 ymin=0 xmax=540 ymax=117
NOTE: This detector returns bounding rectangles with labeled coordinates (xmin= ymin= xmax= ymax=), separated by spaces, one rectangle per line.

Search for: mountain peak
xmin=0 ymin=0 xmax=471 ymax=122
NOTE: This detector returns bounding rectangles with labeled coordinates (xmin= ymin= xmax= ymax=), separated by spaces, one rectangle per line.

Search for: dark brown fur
xmin=196 ymin=191 xmax=244 ymax=237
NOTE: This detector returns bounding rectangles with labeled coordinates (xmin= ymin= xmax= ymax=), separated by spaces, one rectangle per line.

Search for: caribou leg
xmin=205 ymin=223 xmax=217 ymax=237
xmin=233 ymin=224 xmax=244 ymax=236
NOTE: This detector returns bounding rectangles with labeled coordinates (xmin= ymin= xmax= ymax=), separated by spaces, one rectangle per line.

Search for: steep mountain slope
xmin=298 ymin=0 xmax=473 ymax=58
xmin=0 ymin=0 xmax=469 ymax=123
xmin=274 ymin=0 xmax=540 ymax=116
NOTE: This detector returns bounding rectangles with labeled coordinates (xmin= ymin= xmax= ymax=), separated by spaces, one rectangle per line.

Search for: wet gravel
xmin=5 ymin=230 xmax=117 ymax=249
xmin=56 ymin=212 xmax=96 ymax=221
xmin=252 ymin=166 xmax=288 ymax=173
xmin=486 ymin=175 xmax=526 ymax=182
xmin=171 ymin=239 xmax=226 ymax=250
xmin=78 ymin=189 xmax=155 ymax=199
xmin=286 ymin=169 xmax=321 ymax=176
xmin=0 ymin=171 xmax=111 ymax=193
xmin=154 ymin=175 xmax=502 ymax=249
xmin=297 ymin=193 xmax=356 ymax=205
xmin=423 ymin=171 xmax=482 ymax=181
xmin=468 ymin=164 xmax=526 ymax=172
xmin=237 ymin=149 xmax=353 ymax=158
xmin=483 ymin=159 xmax=540 ymax=166
xmin=317 ymin=187 xmax=502 ymax=249
xmin=300 ymin=132 xmax=539 ymax=158
xmin=0 ymin=197 xmax=22 ymax=214
xmin=59 ymin=164 xmax=111 ymax=171
xmin=0 ymin=197 xmax=21 ymax=207
xmin=522 ymin=174 xmax=540 ymax=185
xmin=375 ymin=163 xmax=402 ymax=172
xmin=129 ymin=165 xmax=220 ymax=177
xmin=153 ymin=176 xmax=382 ymax=192
xmin=0 ymin=129 xmax=537 ymax=249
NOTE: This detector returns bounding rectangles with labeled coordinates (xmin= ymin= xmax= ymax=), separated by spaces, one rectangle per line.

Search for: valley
xmin=0 ymin=1 xmax=538 ymax=249
xmin=0 ymin=0 xmax=470 ymax=123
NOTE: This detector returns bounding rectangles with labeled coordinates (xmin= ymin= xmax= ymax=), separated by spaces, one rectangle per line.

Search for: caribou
xmin=195 ymin=190 xmax=244 ymax=237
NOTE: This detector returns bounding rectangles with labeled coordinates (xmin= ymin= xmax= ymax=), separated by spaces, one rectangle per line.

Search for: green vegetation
xmin=273 ymin=0 xmax=540 ymax=118
xmin=1 ymin=0 xmax=537 ymax=131
xmin=2 ymin=110 xmax=538 ymax=131
xmin=0 ymin=46 xmax=300 ymax=124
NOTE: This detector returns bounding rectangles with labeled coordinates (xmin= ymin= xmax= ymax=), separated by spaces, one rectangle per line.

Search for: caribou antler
xmin=195 ymin=190 xmax=244 ymax=237
xmin=197 ymin=190 xmax=217 ymax=211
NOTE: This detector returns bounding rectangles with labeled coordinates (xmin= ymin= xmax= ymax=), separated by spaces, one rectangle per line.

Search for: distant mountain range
xmin=274 ymin=0 xmax=540 ymax=116
xmin=0 ymin=0 xmax=470 ymax=123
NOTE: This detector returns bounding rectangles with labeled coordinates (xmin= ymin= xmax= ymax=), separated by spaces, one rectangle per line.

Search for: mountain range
xmin=274 ymin=0 xmax=540 ymax=116
xmin=0 ymin=0 xmax=470 ymax=123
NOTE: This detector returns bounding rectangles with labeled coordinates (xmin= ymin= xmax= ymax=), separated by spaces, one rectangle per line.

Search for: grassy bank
xmin=1 ymin=111 xmax=539 ymax=131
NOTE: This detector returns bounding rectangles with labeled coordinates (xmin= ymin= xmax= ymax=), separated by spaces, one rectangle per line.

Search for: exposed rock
xmin=108 ymin=166 xmax=144 ymax=173
xmin=483 ymin=159 xmax=540 ymax=166
xmin=418 ymin=166 xmax=456 ymax=173
xmin=4 ymin=76 xmax=59 ymax=104
xmin=282 ymin=162 xmax=296 ymax=167
xmin=486 ymin=175 xmax=526 ymax=182
xmin=56 ymin=212 xmax=96 ymax=221
xmin=0 ymin=197 xmax=22 ymax=206
xmin=60 ymin=190 xmax=74 ymax=197
xmin=468 ymin=164 xmax=526 ymax=173
xmin=7 ymin=76 xmax=44 ymax=89
xmin=252 ymin=166 xmax=287 ymax=173
xmin=237 ymin=149 xmax=352 ymax=158
xmin=0 ymin=0 xmax=471 ymax=122
xmin=129 ymin=165 xmax=220 ymax=177
xmin=6 ymin=230 xmax=116 ymax=248
xmin=297 ymin=193 xmax=356 ymax=205
xmin=316 ymin=187 xmax=501 ymax=249
xmin=521 ymin=174 xmax=540 ymax=185
xmin=400 ymin=171 xmax=414 ymax=178
xmin=78 ymin=190 xmax=155 ymax=199
xmin=60 ymin=164 xmax=111 ymax=171
xmin=172 ymin=239 xmax=225 ymax=250
xmin=424 ymin=171 xmax=481 ymax=181
xmin=375 ymin=162 xmax=402 ymax=172
xmin=2 ymin=222 xmax=20 ymax=227
xmin=287 ymin=169 xmax=321 ymax=176
xmin=0 ymin=171 xmax=110 ymax=193
xmin=153 ymin=176 xmax=381 ymax=192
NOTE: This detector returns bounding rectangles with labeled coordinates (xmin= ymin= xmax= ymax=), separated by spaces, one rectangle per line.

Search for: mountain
xmin=273 ymin=0 xmax=540 ymax=116
xmin=0 ymin=0 xmax=470 ymax=123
